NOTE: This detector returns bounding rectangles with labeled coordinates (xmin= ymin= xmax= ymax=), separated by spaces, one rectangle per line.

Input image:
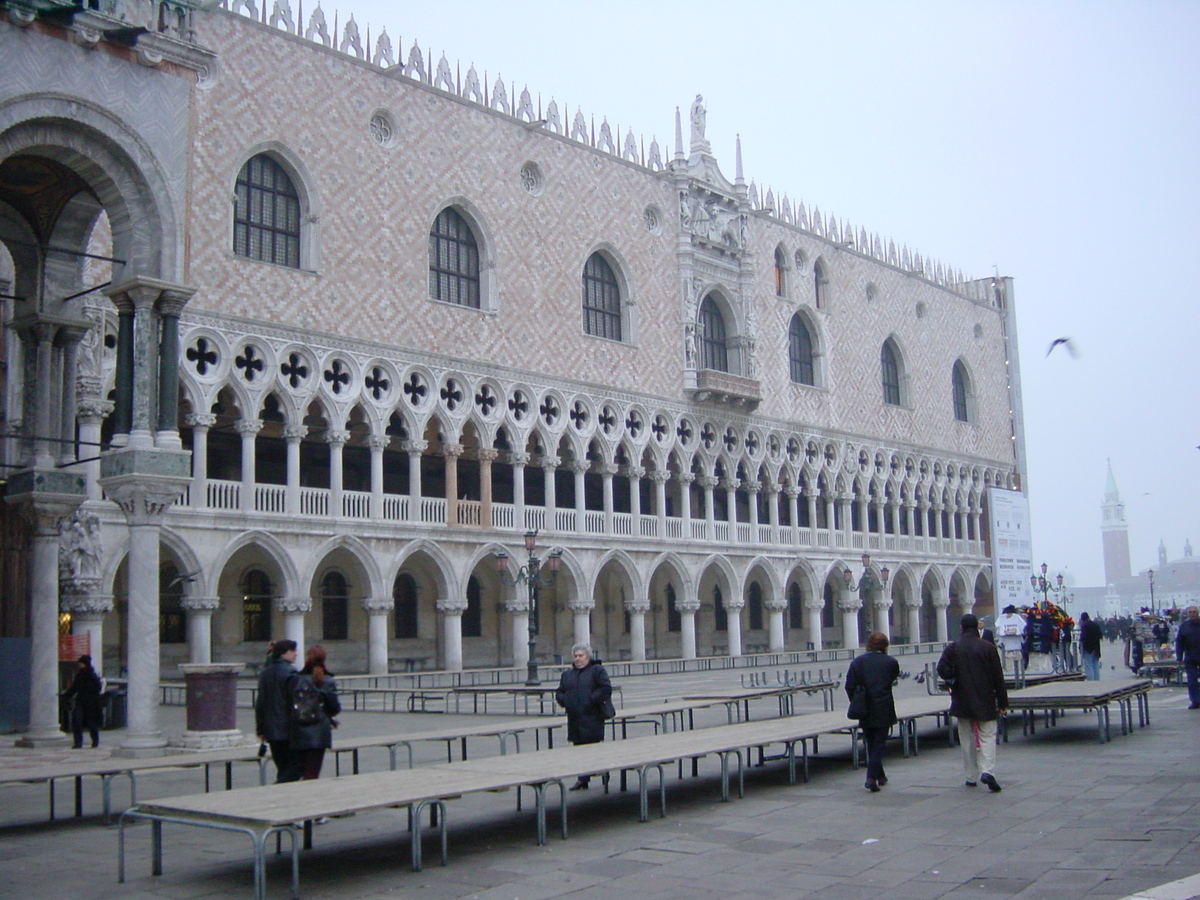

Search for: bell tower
xmin=1101 ymin=460 xmax=1131 ymax=586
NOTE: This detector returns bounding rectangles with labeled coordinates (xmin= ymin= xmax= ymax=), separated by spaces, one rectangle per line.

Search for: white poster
xmin=989 ymin=487 xmax=1032 ymax=610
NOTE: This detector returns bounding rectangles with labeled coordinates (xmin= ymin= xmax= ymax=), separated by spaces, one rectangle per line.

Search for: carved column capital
xmin=361 ymin=597 xmax=395 ymax=615
xmin=507 ymin=451 xmax=530 ymax=466
xmin=436 ymin=597 xmax=468 ymax=616
xmin=441 ymin=443 xmax=464 ymax=458
xmin=477 ymin=448 xmax=499 ymax=463
xmin=540 ymin=455 xmax=561 ymax=470
xmin=324 ymin=429 xmax=350 ymax=445
xmin=235 ymin=420 xmax=262 ymax=437
xmin=181 ymin=596 xmax=220 ymax=612
xmin=402 ymin=440 xmax=428 ymax=454
xmin=367 ymin=435 xmax=390 ymax=452
xmin=276 ymin=596 xmax=313 ymax=614
xmin=185 ymin=412 xmax=217 ymax=429
xmin=283 ymin=425 xmax=308 ymax=442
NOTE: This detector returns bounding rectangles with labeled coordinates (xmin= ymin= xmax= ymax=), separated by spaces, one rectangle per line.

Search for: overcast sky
xmin=314 ymin=0 xmax=1198 ymax=587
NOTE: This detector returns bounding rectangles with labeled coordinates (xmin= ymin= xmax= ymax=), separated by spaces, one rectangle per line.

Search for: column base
xmin=112 ymin=733 xmax=169 ymax=758
xmin=169 ymin=729 xmax=253 ymax=752
xmin=14 ymin=731 xmax=71 ymax=749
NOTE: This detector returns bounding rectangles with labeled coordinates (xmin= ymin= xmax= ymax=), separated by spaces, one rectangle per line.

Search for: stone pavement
xmin=1 ymin=654 xmax=1198 ymax=900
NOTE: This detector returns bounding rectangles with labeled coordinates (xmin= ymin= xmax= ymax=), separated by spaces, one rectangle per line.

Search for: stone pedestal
xmin=170 ymin=663 xmax=252 ymax=752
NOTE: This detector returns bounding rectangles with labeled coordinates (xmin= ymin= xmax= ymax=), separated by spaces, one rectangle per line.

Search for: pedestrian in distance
xmin=288 ymin=644 xmax=341 ymax=780
xmin=1079 ymin=612 xmax=1103 ymax=681
xmin=1174 ymin=605 xmax=1200 ymax=710
xmin=844 ymin=631 xmax=900 ymax=792
xmin=555 ymin=643 xmax=612 ymax=791
xmin=937 ymin=614 xmax=1008 ymax=792
xmin=62 ymin=654 xmax=103 ymax=749
xmin=255 ymin=638 xmax=301 ymax=783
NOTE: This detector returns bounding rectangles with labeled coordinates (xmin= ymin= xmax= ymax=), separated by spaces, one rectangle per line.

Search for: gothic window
xmin=428 ymin=208 xmax=480 ymax=308
xmin=822 ymin=582 xmax=836 ymax=629
xmin=234 ymin=154 xmax=301 ymax=268
xmin=463 ymin=575 xmax=483 ymax=637
xmin=697 ymin=294 xmax=728 ymax=372
xmin=774 ymin=245 xmax=787 ymax=297
xmin=714 ymin=584 xmax=727 ymax=632
xmin=748 ymin=581 xmax=764 ymax=631
xmin=242 ymin=569 xmax=274 ymax=643
xmin=813 ymin=258 xmax=828 ymax=309
xmin=159 ymin=564 xmax=186 ymax=644
xmin=582 ymin=253 xmax=622 ymax=341
xmin=665 ymin=583 xmax=681 ymax=632
xmin=394 ymin=572 xmax=419 ymax=639
xmin=881 ymin=339 xmax=902 ymax=406
xmin=788 ymin=313 xmax=815 ymax=385
xmin=321 ymin=571 xmax=349 ymax=640
xmin=952 ymin=360 xmax=971 ymax=422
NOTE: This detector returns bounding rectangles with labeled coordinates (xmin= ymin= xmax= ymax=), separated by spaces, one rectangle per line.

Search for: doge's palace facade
xmin=0 ymin=1 xmax=1024 ymax=747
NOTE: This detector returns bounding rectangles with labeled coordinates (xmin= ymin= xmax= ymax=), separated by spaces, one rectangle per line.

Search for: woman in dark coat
xmin=555 ymin=643 xmax=612 ymax=790
xmin=62 ymin=654 xmax=103 ymax=749
xmin=287 ymin=645 xmax=341 ymax=780
xmin=844 ymin=632 xmax=900 ymax=792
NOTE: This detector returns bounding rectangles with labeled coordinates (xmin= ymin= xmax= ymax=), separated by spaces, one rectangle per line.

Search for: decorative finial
xmin=735 ymin=134 xmax=744 ymax=184
xmin=674 ymin=107 xmax=683 ymax=159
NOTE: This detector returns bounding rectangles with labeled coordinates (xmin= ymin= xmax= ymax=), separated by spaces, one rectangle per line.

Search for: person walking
xmin=555 ymin=643 xmax=612 ymax=791
xmin=1079 ymin=612 xmax=1103 ymax=681
xmin=993 ymin=605 xmax=1026 ymax=672
xmin=62 ymin=654 xmax=103 ymax=749
xmin=288 ymin=645 xmax=341 ymax=780
xmin=1174 ymin=606 xmax=1200 ymax=710
xmin=937 ymin=614 xmax=1008 ymax=792
xmin=255 ymin=638 xmax=301 ymax=783
xmin=844 ymin=632 xmax=900 ymax=792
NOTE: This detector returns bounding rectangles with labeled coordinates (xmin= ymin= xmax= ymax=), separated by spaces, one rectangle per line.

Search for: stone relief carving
xmin=59 ymin=511 xmax=102 ymax=581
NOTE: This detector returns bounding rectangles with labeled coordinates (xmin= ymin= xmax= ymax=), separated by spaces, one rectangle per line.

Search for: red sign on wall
xmin=58 ymin=633 xmax=90 ymax=660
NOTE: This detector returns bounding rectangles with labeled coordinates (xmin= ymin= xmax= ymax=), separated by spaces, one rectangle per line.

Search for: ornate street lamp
xmin=494 ymin=530 xmax=561 ymax=685
xmin=1147 ymin=568 xmax=1155 ymax=614
xmin=1029 ymin=561 xmax=1064 ymax=606
xmin=844 ymin=552 xmax=890 ymax=600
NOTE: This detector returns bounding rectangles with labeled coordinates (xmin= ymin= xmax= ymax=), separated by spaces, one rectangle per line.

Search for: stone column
xmin=628 ymin=465 xmax=644 ymax=536
xmin=182 ymin=596 xmax=220 ymax=664
xmin=77 ymin=399 xmax=113 ymax=502
xmin=571 ymin=460 xmax=589 ymax=529
xmin=327 ymin=429 xmax=349 ymax=519
xmin=678 ymin=472 xmax=694 ymax=538
xmin=437 ymin=597 xmax=467 ymax=671
xmin=478 ymin=448 xmax=498 ymax=528
xmin=765 ymin=599 xmax=786 ymax=651
xmin=871 ymin=499 xmax=884 ymax=537
xmin=678 ymin=598 xmax=700 ymax=659
xmin=917 ymin=500 xmax=930 ymax=538
xmin=839 ymin=586 xmax=862 ymax=649
xmin=277 ymin=596 xmax=312 ymax=651
xmin=627 ymin=597 xmax=650 ymax=661
xmin=154 ymin=292 xmax=188 ymax=449
xmin=284 ymin=425 xmax=305 ymax=515
xmin=569 ymin=599 xmax=593 ymax=649
xmin=745 ymin=481 xmax=761 ymax=531
xmin=509 ymin=451 xmax=528 ymax=531
xmin=56 ymin=328 xmax=86 ymax=465
xmin=368 ymin=435 xmax=387 ymax=520
xmin=805 ymin=488 xmax=819 ymax=535
xmin=890 ymin=501 xmax=902 ymax=537
xmin=765 ymin=482 xmax=781 ymax=544
xmin=541 ymin=455 xmax=559 ymax=528
xmin=824 ymin=492 xmax=836 ymax=539
xmin=185 ymin=412 xmax=215 ymax=507
xmin=857 ymin=495 xmax=869 ymax=535
xmin=31 ymin=324 xmax=58 ymax=467
xmin=700 ymin=475 xmax=717 ymax=538
xmin=600 ymin=464 xmax=616 ymax=534
xmin=103 ymin=474 xmax=190 ymax=755
xmin=362 ymin=597 xmax=395 ymax=674
xmin=62 ymin=589 xmax=112 ymax=670
xmin=873 ymin=596 xmax=892 ymax=639
xmin=651 ymin=469 xmax=670 ymax=537
xmin=906 ymin=601 xmax=922 ymax=644
xmin=442 ymin=443 xmax=463 ymax=526
xmin=971 ymin=505 xmax=983 ymax=546
xmin=236 ymin=420 xmax=260 ymax=513
xmin=726 ymin=587 xmax=745 ymax=657
xmin=933 ymin=597 xmax=951 ymax=643
xmin=504 ymin=588 xmax=531 ymax=670
xmin=784 ymin=485 xmax=800 ymax=545
xmin=805 ymin=598 xmax=824 ymax=651
xmin=403 ymin=440 xmax=427 ymax=521
xmin=932 ymin=503 xmax=944 ymax=540
xmin=838 ymin=494 xmax=853 ymax=544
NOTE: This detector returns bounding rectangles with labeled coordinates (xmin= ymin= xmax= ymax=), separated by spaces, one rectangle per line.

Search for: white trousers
xmin=957 ymin=718 xmax=998 ymax=782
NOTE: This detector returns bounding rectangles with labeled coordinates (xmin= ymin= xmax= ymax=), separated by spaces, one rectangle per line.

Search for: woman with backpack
xmin=288 ymin=645 xmax=341 ymax=780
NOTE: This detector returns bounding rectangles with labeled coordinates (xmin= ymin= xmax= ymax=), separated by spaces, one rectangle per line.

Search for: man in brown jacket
xmin=937 ymin=614 xmax=1008 ymax=791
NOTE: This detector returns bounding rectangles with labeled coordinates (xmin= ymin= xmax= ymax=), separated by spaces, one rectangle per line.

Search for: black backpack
xmin=289 ymin=676 xmax=323 ymax=725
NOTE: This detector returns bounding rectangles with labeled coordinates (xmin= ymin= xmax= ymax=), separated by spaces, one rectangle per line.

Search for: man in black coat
xmin=255 ymin=639 xmax=301 ymax=782
xmin=845 ymin=632 xmax=900 ymax=792
xmin=1175 ymin=606 xmax=1200 ymax=709
xmin=62 ymin=654 xmax=104 ymax=749
xmin=937 ymin=614 xmax=1008 ymax=792
xmin=555 ymin=643 xmax=612 ymax=790
xmin=1079 ymin=612 xmax=1103 ymax=681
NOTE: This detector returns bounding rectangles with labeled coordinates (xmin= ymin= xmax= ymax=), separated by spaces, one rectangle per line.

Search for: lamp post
xmin=843 ymin=552 xmax=890 ymax=634
xmin=1147 ymin=569 xmax=1155 ymax=615
xmin=1029 ymin=561 xmax=1065 ymax=607
xmin=495 ymin=530 xmax=561 ymax=686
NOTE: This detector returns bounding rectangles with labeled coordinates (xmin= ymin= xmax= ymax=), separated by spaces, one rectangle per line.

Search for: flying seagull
xmin=1046 ymin=337 xmax=1078 ymax=358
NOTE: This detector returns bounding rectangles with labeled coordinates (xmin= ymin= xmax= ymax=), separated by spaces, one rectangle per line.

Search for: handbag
xmin=846 ymin=683 xmax=869 ymax=720
xmin=600 ymin=697 xmax=616 ymax=719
